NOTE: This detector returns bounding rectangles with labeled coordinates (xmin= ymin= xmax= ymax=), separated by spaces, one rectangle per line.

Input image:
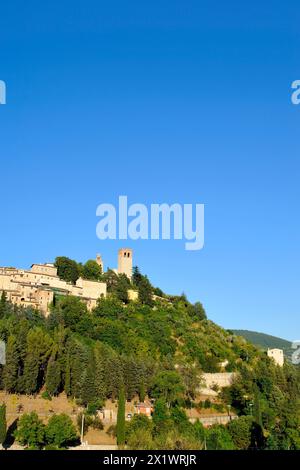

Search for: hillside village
xmin=0 ymin=249 xmax=298 ymax=450
xmin=0 ymin=249 xmax=136 ymax=315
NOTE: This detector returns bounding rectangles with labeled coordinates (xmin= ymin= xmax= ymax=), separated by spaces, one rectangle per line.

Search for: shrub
xmin=14 ymin=412 xmax=45 ymax=449
xmin=41 ymin=391 xmax=52 ymax=401
xmin=46 ymin=414 xmax=78 ymax=449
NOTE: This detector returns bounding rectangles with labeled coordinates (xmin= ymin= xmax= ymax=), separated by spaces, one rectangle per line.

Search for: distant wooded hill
xmin=231 ymin=329 xmax=293 ymax=360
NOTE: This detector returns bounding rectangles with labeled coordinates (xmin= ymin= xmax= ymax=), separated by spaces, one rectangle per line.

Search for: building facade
xmin=117 ymin=248 xmax=133 ymax=279
xmin=0 ymin=249 xmax=133 ymax=316
xmin=267 ymin=348 xmax=284 ymax=367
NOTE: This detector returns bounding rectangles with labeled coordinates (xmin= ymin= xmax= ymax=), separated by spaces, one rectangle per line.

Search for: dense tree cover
xmin=125 ymin=406 xmax=203 ymax=450
xmin=205 ymin=424 xmax=234 ymax=450
xmin=220 ymin=359 xmax=300 ymax=449
xmin=0 ymin=269 xmax=299 ymax=449
xmin=14 ymin=412 xmax=78 ymax=449
xmin=150 ymin=371 xmax=184 ymax=408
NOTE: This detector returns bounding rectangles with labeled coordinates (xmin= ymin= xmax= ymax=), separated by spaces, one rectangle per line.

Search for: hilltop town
xmin=0 ymin=250 xmax=298 ymax=450
xmin=0 ymin=249 xmax=135 ymax=315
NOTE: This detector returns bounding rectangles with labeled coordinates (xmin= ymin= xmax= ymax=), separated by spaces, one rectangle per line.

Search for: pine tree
xmin=94 ymin=342 xmax=107 ymax=402
xmin=24 ymin=353 xmax=40 ymax=394
xmin=3 ymin=335 xmax=19 ymax=392
xmin=54 ymin=326 xmax=67 ymax=386
xmin=23 ymin=328 xmax=52 ymax=394
xmin=65 ymin=353 xmax=71 ymax=396
xmin=66 ymin=337 xmax=88 ymax=399
xmin=0 ymin=291 xmax=8 ymax=318
xmin=46 ymin=355 xmax=61 ymax=396
xmin=81 ymin=350 xmax=97 ymax=406
xmin=14 ymin=321 xmax=29 ymax=394
xmin=152 ymin=398 xmax=170 ymax=434
xmin=132 ymin=266 xmax=143 ymax=287
xmin=107 ymin=354 xmax=123 ymax=399
xmin=0 ymin=404 xmax=7 ymax=446
xmin=123 ymin=356 xmax=139 ymax=400
xmin=139 ymin=382 xmax=146 ymax=402
xmin=116 ymin=386 xmax=126 ymax=446
xmin=115 ymin=274 xmax=130 ymax=304
xmin=138 ymin=276 xmax=153 ymax=306
xmin=253 ymin=386 xmax=263 ymax=428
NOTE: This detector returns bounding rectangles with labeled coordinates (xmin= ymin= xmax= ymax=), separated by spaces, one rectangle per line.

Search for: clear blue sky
xmin=0 ymin=1 xmax=299 ymax=339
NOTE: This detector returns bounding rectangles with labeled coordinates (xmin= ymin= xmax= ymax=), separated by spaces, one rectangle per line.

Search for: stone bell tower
xmin=117 ymin=248 xmax=133 ymax=280
xmin=96 ymin=253 xmax=104 ymax=274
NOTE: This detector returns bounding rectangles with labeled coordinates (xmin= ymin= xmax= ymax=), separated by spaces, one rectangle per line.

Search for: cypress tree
xmin=0 ymin=404 xmax=7 ymax=446
xmin=66 ymin=337 xmax=88 ymax=399
xmin=81 ymin=350 xmax=97 ymax=406
xmin=24 ymin=354 xmax=40 ymax=394
xmin=116 ymin=386 xmax=126 ymax=446
xmin=23 ymin=328 xmax=52 ymax=394
xmin=105 ymin=352 xmax=123 ymax=399
xmin=94 ymin=342 xmax=106 ymax=402
xmin=138 ymin=276 xmax=153 ymax=306
xmin=46 ymin=355 xmax=61 ymax=396
xmin=3 ymin=335 xmax=19 ymax=392
xmin=65 ymin=353 xmax=71 ymax=396
xmin=114 ymin=274 xmax=130 ymax=303
xmin=132 ymin=266 xmax=143 ymax=287
xmin=253 ymin=386 xmax=263 ymax=428
xmin=152 ymin=398 xmax=170 ymax=434
xmin=0 ymin=291 xmax=7 ymax=318
xmin=139 ymin=382 xmax=146 ymax=402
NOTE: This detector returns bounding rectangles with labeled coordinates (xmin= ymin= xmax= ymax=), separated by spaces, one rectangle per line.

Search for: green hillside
xmin=0 ymin=258 xmax=300 ymax=450
xmin=231 ymin=330 xmax=293 ymax=359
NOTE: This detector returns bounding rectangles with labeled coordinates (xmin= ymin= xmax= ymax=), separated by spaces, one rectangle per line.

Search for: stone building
xmin=96 ymin=254 xmax=104 ymax=273
xmin=267 ymin=348 xmax=284 ymax=367
xmin=117 ymin=248 xmax=133 ymax=279
xmin=0 ymin=248 xmax=133 ymax=316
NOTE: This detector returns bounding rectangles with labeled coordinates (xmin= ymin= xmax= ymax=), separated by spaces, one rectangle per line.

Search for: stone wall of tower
xmin=267 ymin=348 xmax=284 ymax=367
xmin=0 ymin=249 xmax=134 ymax=315
xmin=118 ymin=248 xmax=133 ymax=279
xmin=96 ymin=254 xmax=104 ymax=273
